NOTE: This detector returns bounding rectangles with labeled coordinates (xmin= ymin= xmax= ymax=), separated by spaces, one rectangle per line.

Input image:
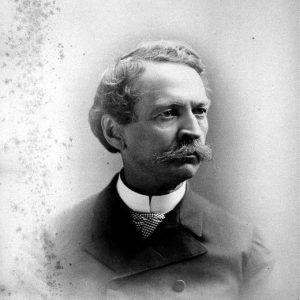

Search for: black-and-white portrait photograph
xmin=0 ymin=0 xmax=298 ymax=299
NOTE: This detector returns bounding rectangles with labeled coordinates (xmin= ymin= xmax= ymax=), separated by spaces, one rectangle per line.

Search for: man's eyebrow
xmin=156 ymin=96 xmax=211 ymax=106
xmin=193 ymin=99 xmax=211 ymax=107
xmin=151 ymin=98 xmax=211 ymax=114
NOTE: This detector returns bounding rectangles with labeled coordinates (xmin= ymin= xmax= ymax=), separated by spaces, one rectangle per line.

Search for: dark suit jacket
xmin=47 ymin=174 xmax=274 ymax=299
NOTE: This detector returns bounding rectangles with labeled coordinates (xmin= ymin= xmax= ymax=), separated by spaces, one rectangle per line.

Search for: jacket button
xmin=173 ymin=280 xmax=186 ymax=292
xmin=108 ymin=280 xmax=120 ymax=290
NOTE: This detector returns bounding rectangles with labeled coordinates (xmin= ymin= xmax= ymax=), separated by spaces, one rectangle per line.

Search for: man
xmin=47 ymin=40 xmax=273 ymax=299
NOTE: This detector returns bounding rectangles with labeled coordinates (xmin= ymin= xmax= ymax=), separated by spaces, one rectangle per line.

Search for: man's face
xmin=121 ymin=62 xmax=211 ymax=186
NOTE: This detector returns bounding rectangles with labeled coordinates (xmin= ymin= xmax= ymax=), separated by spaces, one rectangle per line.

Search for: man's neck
xmin=122 ymin=168 xmax=184 ymax=196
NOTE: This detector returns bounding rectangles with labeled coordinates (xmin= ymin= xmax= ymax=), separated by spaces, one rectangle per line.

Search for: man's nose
xmin=177 ymin=113 xmax=205 ymax=143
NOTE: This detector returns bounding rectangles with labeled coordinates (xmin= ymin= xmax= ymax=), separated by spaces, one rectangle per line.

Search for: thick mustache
xmin=154 ymin=140 xmax=212 ymax=163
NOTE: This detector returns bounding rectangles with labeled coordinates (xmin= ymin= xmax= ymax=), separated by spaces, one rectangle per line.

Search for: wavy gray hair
xmin=89 ymin=40 xmax=206 ymax=153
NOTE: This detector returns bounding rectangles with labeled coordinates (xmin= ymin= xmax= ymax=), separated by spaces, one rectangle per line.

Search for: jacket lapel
xmin=85 ymin=175 xmax=207 ymax=278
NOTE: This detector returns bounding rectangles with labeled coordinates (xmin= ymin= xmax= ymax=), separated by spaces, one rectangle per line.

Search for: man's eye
xmin=158 ymin=109 xmax=177 ymax=119
xmin=194 ymin=107 xmax=207 ymax=116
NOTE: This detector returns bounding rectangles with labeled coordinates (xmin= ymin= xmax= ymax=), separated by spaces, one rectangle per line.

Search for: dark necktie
xmin=130 ymin=210 xmax=165 ymax=239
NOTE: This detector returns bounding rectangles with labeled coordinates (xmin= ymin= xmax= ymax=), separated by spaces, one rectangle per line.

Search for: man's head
xmin=89 ymin=40 xmax=212 ymax=192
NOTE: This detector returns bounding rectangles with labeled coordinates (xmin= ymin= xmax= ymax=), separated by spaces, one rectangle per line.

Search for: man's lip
xmin=180 ymin=152 xmax=200 ymax=162
xmin=185 ymin=151 xmax=199 ymax=159
xmin=184 ymin=154 xmax=197 ymax=158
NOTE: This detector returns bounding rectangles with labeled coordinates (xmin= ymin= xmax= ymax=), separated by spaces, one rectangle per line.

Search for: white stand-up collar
xmin=116 ymin=173 xmax=186 ymax=214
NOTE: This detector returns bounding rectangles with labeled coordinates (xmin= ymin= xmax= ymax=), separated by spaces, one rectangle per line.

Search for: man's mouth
xmin=175 ymin=152 xmax=200 ymax=163
xmin=180 ymin=151 xmax=199 ymax=159
xmin=185 ymin=151 xmax=199 ymax=157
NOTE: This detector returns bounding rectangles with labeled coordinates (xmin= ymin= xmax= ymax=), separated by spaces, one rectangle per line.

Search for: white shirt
xmin=116 ymin=173 xmax=186 ymax=214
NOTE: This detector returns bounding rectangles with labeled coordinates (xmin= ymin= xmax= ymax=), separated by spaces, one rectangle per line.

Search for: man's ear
xmin=101 ymin=114 xmax=126 ymax=151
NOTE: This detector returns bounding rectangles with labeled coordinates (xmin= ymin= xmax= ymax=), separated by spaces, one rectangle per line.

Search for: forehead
xmin=133 ymin=62 xmax=209 ymax=113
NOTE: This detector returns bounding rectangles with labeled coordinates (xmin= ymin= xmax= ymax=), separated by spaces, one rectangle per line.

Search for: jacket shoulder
xmin=185 ymin=189 xmax=254 ymax=247
xmin=45 ymin=194 xmax=99 ymax=255
xmin=47 ymin=175 xmax=118 ymax=246
xmin=187 ymin=190 xmax=274 ymax=283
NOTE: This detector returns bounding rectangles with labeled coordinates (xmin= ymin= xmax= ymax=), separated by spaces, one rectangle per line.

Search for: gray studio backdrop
xmin=0 ymin=0 xmax=298 ymax=298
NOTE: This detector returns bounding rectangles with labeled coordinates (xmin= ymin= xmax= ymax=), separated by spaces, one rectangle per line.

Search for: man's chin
xmin=167 ymin=161 xmax=200 ymax=181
